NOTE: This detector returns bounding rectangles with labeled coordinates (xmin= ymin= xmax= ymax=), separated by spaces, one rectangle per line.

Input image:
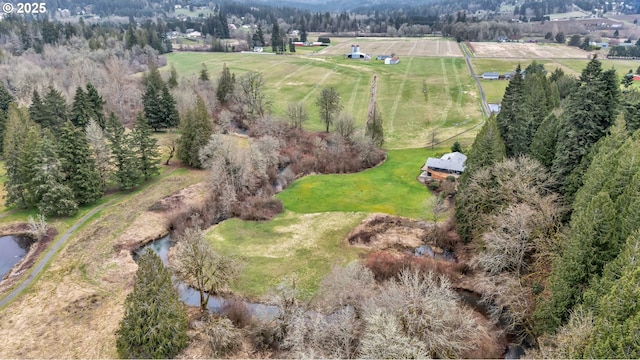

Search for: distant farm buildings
xmin=482 ymin=72 xmax=500 ymax=80
xmin=419 ymin=152 xmax=467 ymax=181
xmin=347 ymin=45 xmax=371 ymax=60
xmin=385 ymin=57 xmax=400 ymax=65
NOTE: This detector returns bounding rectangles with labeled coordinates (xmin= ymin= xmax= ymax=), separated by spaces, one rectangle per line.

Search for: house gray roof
xmin=483 ymin=72 xmax=500 ymax=77
xmin=423 ymin=152 xmax=467 ymax=172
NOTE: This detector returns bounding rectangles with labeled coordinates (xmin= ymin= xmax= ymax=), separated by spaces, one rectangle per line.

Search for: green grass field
xmin=165 ymin=52 xmax=483 ymax=149
xmin=206 ymin=211 xmax=366 ymax=299
xmin=276 ymin=148 xmax=436 ymax=219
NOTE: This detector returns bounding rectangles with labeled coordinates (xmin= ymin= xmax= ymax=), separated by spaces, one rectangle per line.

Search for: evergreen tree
xmin=583 ymin=231 xmax=640 ymax=358
xmin=536 ymin=191 xmax=617 ymax=333
xmin=131 ymin=113 xmax=160 ymax=180
xmin=116 ymin=249 xmax=188 ymax=359
xmin=3 ymin=104 xmax=41 ymax=208
xmin=105 ymin=113 xmax=140 ymax=190
xmin=461 ymin=115 xmax=506 ymax=181
xmin=300 ymin=22 xmax=308 ymax=42
xmin=256 ymin=23 xmax=265 ymax=46
xmin=529 ymin=113 xmax=560 ymax=168
xmin=70 ymin=86 xmax=92 ymax=128
xmin=552 ymin=58 xmax=620 ymax=200
xmin=177 ymin=96 xmax=213 ymax=168
xmin=58 ymin=121 xmax=103 ymax=205
xmin=199 ymin=63 xmax=210 ymax=81
xmin=272 ymin=22 xmax=280 ymax=53
xmin=366 ymin=102 xmax=384 ymax=147
xmin=167 ymin=64 xmax=178 ymax=89
xmin=85 ymin=83 xmax=106 ymax=129
xmin=496 ymin=65 xmax=528 ymax=156
xmin=29 ymin=90 xmax=47 ymax=128
xmin=0 ymin=83 xmax=14 ymax=155
xmin=41 ymin=86 xmax=68 ymax=133
xmin=142 ymin=63 xmax=164 ymax=130
xmin=30 ymin=131 xmax=78 ymax=216
xmin=160 ymin=85 xmax=180 ymax=129
xmin=216 ymin=63 xmax=234 ymax=104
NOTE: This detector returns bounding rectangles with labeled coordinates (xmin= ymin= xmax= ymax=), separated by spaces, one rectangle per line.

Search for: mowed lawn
xmin=276 ymin=148 xmax=435 ymax=218
xmin=206 ymin=211 xmax=366 ymax=299
xmin=165 ymin=52 xmax=483 ymax=149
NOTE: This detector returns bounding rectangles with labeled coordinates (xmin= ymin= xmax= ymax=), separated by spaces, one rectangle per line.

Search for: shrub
xmin=203 ymin=316 xmax=243 ymax=358
xmin=222 ymin=299 xmax=253 ymax=328
xmin=236 ymin=196 xmax=284 ymax=220
xmin=427 ymin=180 xmax=440 ymax=191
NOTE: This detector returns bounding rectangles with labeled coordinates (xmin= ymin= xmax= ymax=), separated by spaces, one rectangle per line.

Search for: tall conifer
xmin=58 ymin=121 xmax=103 ymax=205
xmin=177 ymin=96 xmax=213 ymax=168
xmin=131 ymin=113 xmax=160 ymax=180
xmin=116 ymin=249 xmax=188 ymax=358
xmin=106 ymin=113 xmax=140 ymax=190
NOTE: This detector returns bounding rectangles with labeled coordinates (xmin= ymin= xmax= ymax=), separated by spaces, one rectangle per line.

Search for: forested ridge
xmin=456 ymin=56 xmax=640 ymax=357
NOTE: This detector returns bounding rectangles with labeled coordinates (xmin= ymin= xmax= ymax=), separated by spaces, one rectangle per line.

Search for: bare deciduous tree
xmin=233 ymin=71 xmax=271 ymax=123
xmin=286 ymin=102 xmax=309 ymax=129
xmin=171 ymin=227 xmax=240 ymax=312
xmin=364 ymin=270 xmax=479 ymax=358
xmin=359 ymin=309 xmax=430 ymax=359
xmin=27 ymin=214 xmax=48 ymax=241
xmin=334 ymin=113 xmax=356 ymax=140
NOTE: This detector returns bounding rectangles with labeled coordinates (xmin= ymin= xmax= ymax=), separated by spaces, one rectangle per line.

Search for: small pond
xmin=0 ymin=234 xmax=35 ymax=279
xmin=135 ymin=235 xmax=278 ymax=318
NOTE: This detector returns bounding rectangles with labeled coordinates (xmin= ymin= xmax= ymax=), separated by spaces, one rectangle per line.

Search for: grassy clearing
xmin=165 ymin=52 xmax=483 ymax=149
xmin=206 ymin=211 xmax=367 ymax=299
xmin=277 ymin=148 xmax=437 ymax=219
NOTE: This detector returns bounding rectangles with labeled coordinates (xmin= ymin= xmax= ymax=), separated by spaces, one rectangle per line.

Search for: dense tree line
xmin=456 ymin=57 xmax=639 ymax=356
xmin=0 ymin=82 xmax=159 ymax=216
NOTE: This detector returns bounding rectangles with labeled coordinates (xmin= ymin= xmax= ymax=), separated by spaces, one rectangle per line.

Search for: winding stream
xmin=0 ymin=234 xmax=35 ymax=278
xmin=134 ymin=235 xmax=278 ymax=318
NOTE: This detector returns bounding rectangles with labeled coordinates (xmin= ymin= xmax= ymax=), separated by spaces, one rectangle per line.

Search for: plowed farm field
xmin=316 ymin=37 xmax=463 ymax=57
xmin=469 ymin=42 xmax=591 ymax=58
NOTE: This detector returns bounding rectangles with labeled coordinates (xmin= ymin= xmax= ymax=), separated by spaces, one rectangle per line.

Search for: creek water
xmin=0 ymin=234 xmax=35 ymax=278
xmin=134 ymin=235 xmax=278 ymax=318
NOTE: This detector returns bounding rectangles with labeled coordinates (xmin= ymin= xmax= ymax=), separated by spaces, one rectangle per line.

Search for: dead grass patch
xmin=0 ymin=168 xmax=207 ymax=358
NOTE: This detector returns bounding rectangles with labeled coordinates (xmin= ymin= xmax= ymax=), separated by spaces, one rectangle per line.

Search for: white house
xmin=186 ymin=31 xmax=202 ymax=38
xmin=384 ymin=57 xmax=400 ymax=65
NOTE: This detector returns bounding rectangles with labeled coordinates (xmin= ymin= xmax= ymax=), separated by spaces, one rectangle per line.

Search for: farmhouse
xmin=385 ymin=57 xmax=400 ymax=65
xmin=482 ymin=72 xmax=500 ymax=80
xmin=419 ymin=152 xmax=467 ymax=181
xmin=186 ymin=31 xmax=202 ymax=38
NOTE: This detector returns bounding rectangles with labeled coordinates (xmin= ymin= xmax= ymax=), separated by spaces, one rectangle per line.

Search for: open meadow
xmin=206 ymin=211 xmax=367 ymax=299
xmin=166 ymin=51 xmax=483 ymax=149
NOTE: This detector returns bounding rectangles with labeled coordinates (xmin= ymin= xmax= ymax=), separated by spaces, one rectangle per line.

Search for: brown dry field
xmin=471 ymin=42 xmax=592 ymax=59
xmin=316 ymin=37 xmax=463 ymax=57
xmin=0 ymin=168 xmax=207 ymax=358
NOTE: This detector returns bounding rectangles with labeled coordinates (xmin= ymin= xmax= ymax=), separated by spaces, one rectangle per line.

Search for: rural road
xmin=0 ymin=202 xmax=110 ymax=309
xmin=460 ymin=43 xmax=491 ymax=116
